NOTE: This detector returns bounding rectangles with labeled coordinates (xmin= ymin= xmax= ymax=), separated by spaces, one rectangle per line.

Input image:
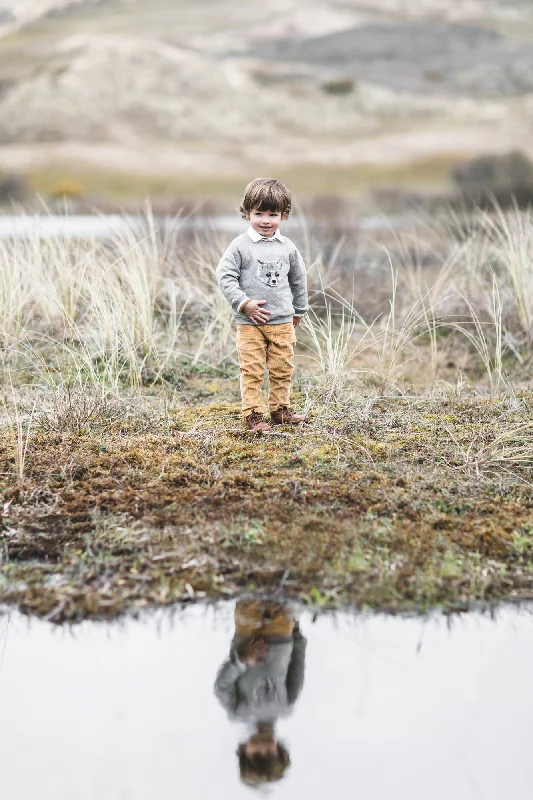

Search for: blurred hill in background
xmin=1 ymin=0 xmax=532 ymax=207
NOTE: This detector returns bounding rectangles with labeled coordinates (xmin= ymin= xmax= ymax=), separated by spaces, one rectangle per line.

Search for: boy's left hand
xmin=293 ymin=316 xmax=302 ymax=327
xmin=243 ymin=638 xmax=269 ymax=666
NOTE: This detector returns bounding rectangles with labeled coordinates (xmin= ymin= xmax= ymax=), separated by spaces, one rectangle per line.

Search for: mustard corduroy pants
xmin=234 ymin=598 xmax=296 ymax=638
xmin=236 ymin=322 xmax=296 ymax=417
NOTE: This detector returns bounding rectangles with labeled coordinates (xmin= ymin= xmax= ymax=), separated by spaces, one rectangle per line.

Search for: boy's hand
xmin=243 ymin=299 xmax=271 ymax=325
xmin=293 ymin=316 xmax=302 ymax=327
xmin=242 ymin=638 xmax=269 ymax=666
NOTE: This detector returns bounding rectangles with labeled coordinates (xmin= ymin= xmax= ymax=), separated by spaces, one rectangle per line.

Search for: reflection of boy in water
xmin=214 ymin=598 xmax=307 ymax=788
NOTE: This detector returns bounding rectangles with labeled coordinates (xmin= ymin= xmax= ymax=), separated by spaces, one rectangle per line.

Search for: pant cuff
xmin=243 ymin=407 xmax=266 ymax=417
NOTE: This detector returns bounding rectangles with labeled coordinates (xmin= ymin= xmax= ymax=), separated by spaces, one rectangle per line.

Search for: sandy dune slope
xmin=0 ymin=0 xmax=532 ymax=186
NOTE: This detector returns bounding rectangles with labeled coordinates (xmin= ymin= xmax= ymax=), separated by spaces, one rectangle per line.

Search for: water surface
xmin=0 ymin=603 xmax=532 ymax=799
xmin=0 ymin=213 xmax=413 ymax=239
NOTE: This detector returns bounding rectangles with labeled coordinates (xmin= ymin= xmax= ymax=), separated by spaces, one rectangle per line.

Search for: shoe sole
xmin=270 ymin=420 xmax=308 ymax=425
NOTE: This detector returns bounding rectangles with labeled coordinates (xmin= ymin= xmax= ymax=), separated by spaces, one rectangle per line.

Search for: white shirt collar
xmin=247 ymin=226 xmax=284 ymax=243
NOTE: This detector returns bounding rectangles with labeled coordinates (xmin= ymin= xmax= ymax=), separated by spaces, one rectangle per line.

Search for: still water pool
xmin=0 ymin=602 xmax=532 ymax=799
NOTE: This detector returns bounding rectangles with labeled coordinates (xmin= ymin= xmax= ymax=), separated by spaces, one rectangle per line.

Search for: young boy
xmin=214 ymin=597 xmax=306 ymax=788
xmin=216 ymin=178 xmax=309 ymax=432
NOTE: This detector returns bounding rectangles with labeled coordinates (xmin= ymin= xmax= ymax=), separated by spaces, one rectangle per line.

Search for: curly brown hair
xmin=237 ymin=741 xmax=291 ymax=787
xmin=239 ymin=178 xmax=292 ymax=219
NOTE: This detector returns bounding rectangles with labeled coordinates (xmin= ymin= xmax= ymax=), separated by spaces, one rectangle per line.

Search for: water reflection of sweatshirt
xmin=214 ymin=632 xmax=307 ymax=723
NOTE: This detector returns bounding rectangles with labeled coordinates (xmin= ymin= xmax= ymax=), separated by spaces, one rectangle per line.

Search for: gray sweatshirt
xmin=215 ymin=230 xmax=309 ymax=325
xmin=214 ymin=632 xmax=307 ymax=723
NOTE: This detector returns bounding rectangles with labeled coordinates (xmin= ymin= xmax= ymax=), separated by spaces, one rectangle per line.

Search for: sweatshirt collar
xmin=247 ymin=226 xmax=284 ymax=243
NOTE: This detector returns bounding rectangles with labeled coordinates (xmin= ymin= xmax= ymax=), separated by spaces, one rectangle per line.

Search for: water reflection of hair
xmin=237 ymin=741 xmax=291 ymax=788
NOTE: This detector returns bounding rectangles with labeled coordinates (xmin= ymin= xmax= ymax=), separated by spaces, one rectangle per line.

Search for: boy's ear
xmin=281 ymin=213 xmax=290 ymax=220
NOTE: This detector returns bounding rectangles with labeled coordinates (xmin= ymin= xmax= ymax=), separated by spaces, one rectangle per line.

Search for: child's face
xmin=245 ymin=732 xmax=278 ymax=758
xmin=249 ymin=208 xmax=283 ymax=238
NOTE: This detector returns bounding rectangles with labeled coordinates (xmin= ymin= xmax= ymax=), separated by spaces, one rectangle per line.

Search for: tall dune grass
xmin=0 ymin=204 xmax=532 ymax=396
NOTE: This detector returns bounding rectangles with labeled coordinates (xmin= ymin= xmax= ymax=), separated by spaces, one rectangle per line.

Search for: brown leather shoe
xmin=246 ymin=411 xmax=271 ymax=432
xmin=270 ymin=406 xmax=308 ymax=425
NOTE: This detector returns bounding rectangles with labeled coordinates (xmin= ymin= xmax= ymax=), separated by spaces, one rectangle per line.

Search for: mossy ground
xmin=1 ymin=368 xmax=533 ymax=623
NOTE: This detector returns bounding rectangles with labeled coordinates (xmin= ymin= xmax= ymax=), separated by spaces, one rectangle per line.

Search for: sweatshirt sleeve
xmin=216 ymin=241 xmax=249 ymax=313
xmin=286 ymin=632 xmax=307 ymax=705
xmin=214 ymin=658 xmax=243 ymax=714
xmin=288 ymin=247 xmax=309 ymax=316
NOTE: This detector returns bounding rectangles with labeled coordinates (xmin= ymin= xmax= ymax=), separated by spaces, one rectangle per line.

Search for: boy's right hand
xmin=243 ymin=299 xmax=271 ymax=325
xmin=242 ymin=638 xmax=269 ymax=666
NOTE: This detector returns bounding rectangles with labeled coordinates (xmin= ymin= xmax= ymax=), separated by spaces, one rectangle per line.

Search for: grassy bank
xmin=1 ymin=206 xmax=533 ymax=621
xmin=1 ymin=381 xmax=533 ymax=622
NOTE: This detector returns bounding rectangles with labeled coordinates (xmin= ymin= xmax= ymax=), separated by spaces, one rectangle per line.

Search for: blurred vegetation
xmin=4 ymin=153 xmax=463 ymax=212
xmin=4 ymin=150 xmax=531 ymax=216
xmin=452 ymin=151 xmax=533 ymax=208
xmin=321 ymin=77 xmax=356 ymax=95
xmin=50 ymin=178 xmax=84 ymax=199
xmin=0 ymin=171 xmax=30 ymax=204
